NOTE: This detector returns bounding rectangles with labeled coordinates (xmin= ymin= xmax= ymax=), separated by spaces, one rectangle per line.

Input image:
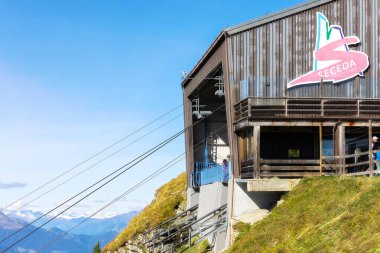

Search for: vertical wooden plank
xmin=183 ymin=95 xmax=194 ymax=187
xmin=319 ymin=123 xmax=323 ymax=176
xmin=369 ymin=120 xmax=373 ymax=177
xmin=238 ymin=135 xmax=244 ymax=177
xmin=253 ymin=126 xmax=261 ymax=178
xmin=339 ymin=126 xmax=346 ymax=175
xmin=334 ymin=125 xmax=339 ymax=160
xmin=335 ymin=125 xmax=345 ymax=176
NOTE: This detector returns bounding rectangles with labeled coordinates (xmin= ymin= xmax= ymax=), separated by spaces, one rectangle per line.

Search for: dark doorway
xmin=261 ymin=126 xmax=319 ymax=160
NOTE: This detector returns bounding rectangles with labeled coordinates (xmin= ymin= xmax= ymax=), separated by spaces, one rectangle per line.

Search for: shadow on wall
xmin=233 ymin=181 xmax=285 ymax=217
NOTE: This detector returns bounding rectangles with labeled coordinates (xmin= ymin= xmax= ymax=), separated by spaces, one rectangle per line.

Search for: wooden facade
xmin=182 ymin=0 xmax=380 ymax=185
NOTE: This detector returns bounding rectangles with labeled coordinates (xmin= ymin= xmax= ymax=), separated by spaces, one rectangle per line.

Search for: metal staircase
xmin=140 ymin=204 xmax=227 ymax=253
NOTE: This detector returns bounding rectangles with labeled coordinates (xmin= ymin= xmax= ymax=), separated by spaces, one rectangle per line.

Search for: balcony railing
xmin=234 ymin=97 xmax=380 ymax=122
xmin=239 ymin=151 xmax=380 ymax=179
xmin=240 ymin=159 xmax=329 ymax=179
xmin=190 ymin=162 xmax=229 ymax=188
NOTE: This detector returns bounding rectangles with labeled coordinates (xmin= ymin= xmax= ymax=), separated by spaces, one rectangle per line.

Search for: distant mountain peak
xmin=0 ymin=211 xmax=26 ymax=230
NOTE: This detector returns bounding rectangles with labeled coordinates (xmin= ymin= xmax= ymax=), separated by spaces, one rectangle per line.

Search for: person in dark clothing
xmin=373 ymin=136 xmax=380 ymax=171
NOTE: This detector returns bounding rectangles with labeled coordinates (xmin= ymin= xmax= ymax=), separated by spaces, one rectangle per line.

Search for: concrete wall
xmin=214 ymin=226 xmax=227 ymax=253
xmin=187 ymin=187 xmax=199 ymax=209
xmin=197 ymin=182 xmax=228 ymax=253
xmin=198 ymin=182 xmax=228 ymax=218
xmin=233 ymin=181 xmax=283 ymax=217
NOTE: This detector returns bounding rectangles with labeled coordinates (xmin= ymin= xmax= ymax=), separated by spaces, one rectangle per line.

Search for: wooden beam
xmin=234 ymin=120 xmax=380 ymax=130
xmin=369 ymin=119 xmax=373 ymax=177
xmin=323 ymin=151 xmax=369 ymax=159
xmin=260 ymin=159 xmax=319 ymax=164
xmin=339 ymin=125 xmax=345 ymax=175
xmin=334 ymin=125 xmax=345 ymax=176
xmin=319 ymin=123 xmax=323 ymax=176
xmin=260 ymin=172 xmax=320 ymax=177
xmin=184 ymin=96 xmax=194 ymax=187
xmin=253 ymin=126 xmax=261 ymax=178
xmin=345 ymin=171 xmax=370 ymax=177
xmin=260 ymin=166 xmax=320 ymax=171
xmin=238 ymin=135 xmax=244 ymax=177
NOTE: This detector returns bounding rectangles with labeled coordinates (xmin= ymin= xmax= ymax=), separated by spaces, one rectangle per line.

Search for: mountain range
xmin=0 ymin=210 xmax=138 ymax=253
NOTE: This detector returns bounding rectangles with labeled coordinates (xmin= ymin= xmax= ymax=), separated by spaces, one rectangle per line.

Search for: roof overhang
xmin=181 ymin=31 xmax=226 ymax=88
xmin=225 ymin=0 xmax=336 ymax=35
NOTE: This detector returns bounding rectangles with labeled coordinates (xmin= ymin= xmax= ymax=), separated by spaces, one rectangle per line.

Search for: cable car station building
xmin=182 ymin=0 xmax=380 ymax=250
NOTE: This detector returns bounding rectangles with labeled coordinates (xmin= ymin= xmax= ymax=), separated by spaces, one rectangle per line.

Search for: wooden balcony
xmin=239 ymin=151 xmax=379 ymax=179
xmin=240 ymin=159 xmax=328 ymax=179
xmin=234 ymin=97 xmax=380 ymax=122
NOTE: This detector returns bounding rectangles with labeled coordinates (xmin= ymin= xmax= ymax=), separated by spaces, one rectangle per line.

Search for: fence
xmin=239 ymin=151 xmax=380 ymax=178
xmin=234 ymin=97 xmax=380 ymax=122
xmin=322 ymin=150 xmax=380 ymax=176
xmin=190 ymin=162 xmax=229 ymax=188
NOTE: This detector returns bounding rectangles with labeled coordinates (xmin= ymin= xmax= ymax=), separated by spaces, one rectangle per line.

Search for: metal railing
xmin=201 ymin=164 xmax=229 ymax=185
xmin=141 ymin=204 xmax=227 ymax=253
xmin=141 ymin=205 xmax=199 ymax=242
xmin=190 ymin=162 xmax=229 ymax=188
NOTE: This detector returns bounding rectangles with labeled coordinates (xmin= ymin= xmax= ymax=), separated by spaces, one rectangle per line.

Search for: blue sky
xmin=0 ymin=0 xmax=305 ymax=217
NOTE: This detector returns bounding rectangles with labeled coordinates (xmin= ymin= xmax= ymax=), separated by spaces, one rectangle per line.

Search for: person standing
xmin=222 ymin=159 xmax=229 ymax=182
xmin=372 ymin=136 xmax=380 ymax=171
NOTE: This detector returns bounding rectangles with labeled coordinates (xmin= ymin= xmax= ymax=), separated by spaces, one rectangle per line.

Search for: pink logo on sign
xmin=287 ymin=12 xmax=369 ymax=89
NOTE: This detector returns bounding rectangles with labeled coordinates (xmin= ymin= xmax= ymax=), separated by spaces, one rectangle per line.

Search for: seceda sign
xmin=287 ymin=12 xmax=369 ymax=89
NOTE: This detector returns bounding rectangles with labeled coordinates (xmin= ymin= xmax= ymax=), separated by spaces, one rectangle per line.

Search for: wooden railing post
xmin=285 ymin=97 xmax=288 ymax=117
xmin=343 ymin=153 xmax=346 ymax=176
xmin=357 ymin=99 xmax=360 ymax=117
xmin=319 ymin=123 xmax=323 ymax=176
xmin=369 ymin=120 xmax=373 ymax=177
xmin=335 ymin=125 xmax=345 ymax=176
xmin=321 ymin=99 xmax=324 ymax=117
xmin=248 ymin=97 xmax=252 ymax=118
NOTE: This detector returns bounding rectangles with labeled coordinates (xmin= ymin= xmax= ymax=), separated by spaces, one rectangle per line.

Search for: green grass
xmin=226 ymin=177 xmax=380 ymax=253
xmin=182 ymin=240 xmax=209 ymax=253
xmin=102 ymin=172 xmax=187 ymax=252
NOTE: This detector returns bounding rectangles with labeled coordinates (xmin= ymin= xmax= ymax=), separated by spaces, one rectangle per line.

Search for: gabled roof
xmin=225 ymin=0 xmax=335 ymax=35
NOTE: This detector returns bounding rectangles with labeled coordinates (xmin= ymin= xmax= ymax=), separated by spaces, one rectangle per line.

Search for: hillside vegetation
xmin=102 ymin=172 xmax=187 ymax=252
xmin=227 ymin=177 xmax=380 ymax=253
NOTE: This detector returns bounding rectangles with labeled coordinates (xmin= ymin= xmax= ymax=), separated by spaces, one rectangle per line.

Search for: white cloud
xmin=0 ymin=182 xmax=27 ymax=189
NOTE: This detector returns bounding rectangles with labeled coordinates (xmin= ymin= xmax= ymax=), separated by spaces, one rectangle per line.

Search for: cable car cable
xmin=0 ymin=104 xmax=225 ymax=250
xmin=5 ymin=112 xmax=183 ymax=218
xmin=36 ymin=124 xmax=227 ymax=252
xmin=0 ymin=104 xmax=183 ymax=213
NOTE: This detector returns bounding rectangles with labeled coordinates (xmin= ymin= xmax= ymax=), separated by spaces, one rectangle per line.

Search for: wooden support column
xmin=320 ymin=78 xmax=324 ymax=117
xmin=335 ymin=125 xmax=345 ymax=175
xmin=184 ymin=97 xmax=194 ymax=187
xmin=238 ymin=135 xmax=244 ymax=178
xmin=253 ymin=126 xmax=261 ymax=178
xmin=319 ymin=123 xmax=323 ymax=176
xmin=339 ymin=125 xmax=345 ymax=175
xmin=369 ymin=120 xmax=373 ymax=177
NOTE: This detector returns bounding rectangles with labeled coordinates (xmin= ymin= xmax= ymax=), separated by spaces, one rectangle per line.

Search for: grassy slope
xmin=183 ymin=240 xmax=209 ymax=253
xmin=102 ymin=172 xmax=187 ymax=252
xmin=227 ymin=177 xmax=380 ymax=253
